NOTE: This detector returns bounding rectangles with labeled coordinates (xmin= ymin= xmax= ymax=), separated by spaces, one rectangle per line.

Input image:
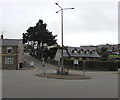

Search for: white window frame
xmin=5 ymin=56 xmax=14 ymax=64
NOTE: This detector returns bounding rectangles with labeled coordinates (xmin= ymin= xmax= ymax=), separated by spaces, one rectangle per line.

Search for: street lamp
xmin=55 ymin=3 xmax=74 ymax=67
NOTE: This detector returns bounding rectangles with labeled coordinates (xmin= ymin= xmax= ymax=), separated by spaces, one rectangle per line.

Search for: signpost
xmin=74 ymin=59 xmax=79 ymax=70
xmin=118 ymin=68 xmax=120 ymax=74
xmin=83 ymin=61 xmax=86 ymax=76
xmin=74 ymin=60 xmax=79 ymax=65
xmin=42 ymin=58 xmax=45 ymax=75
xmin=30 ymin=61 xmax=34 ymax=67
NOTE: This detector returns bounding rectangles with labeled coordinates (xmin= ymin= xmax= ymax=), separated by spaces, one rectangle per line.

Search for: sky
xmin=0 ymin=0 xmax=119 ymax=46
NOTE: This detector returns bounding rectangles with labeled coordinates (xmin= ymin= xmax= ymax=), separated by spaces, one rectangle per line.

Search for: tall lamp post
xmin=55 ymin=3 xmax=74 ymax=67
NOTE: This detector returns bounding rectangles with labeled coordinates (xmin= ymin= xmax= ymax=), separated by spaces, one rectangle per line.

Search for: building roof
xmin=1 ymin=39 xmax=21 ymax=46
xmin=64 ymin=46 xmax=100 ymax=58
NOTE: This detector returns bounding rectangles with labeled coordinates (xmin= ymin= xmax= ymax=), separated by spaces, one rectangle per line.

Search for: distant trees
xmin=22 ymin=19 xmax=57 ymax=59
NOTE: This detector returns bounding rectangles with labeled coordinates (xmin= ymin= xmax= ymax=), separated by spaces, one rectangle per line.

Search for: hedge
xmin=64 ymin=59 xmax=120 ymax=71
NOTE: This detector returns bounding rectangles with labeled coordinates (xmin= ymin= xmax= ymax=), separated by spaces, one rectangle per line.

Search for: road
xmin=2 ymin=54 xmax=119 ymax=98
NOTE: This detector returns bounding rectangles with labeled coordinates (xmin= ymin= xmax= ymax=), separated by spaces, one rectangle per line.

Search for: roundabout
xmin=36 ymin=73 xmax=91 ymax=80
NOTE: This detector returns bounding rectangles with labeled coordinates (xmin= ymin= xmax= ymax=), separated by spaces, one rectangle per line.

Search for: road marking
xmin=46 ymin=63 xmax=57 ymax=69
xmin=24 ymin=59 xmax=30 ymax=64
xmin=33 ymin=66 xmax=40 ymax=70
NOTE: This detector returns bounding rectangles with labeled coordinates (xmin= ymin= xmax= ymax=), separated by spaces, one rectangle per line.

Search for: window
xmin=74 ymin=50 xmax=77 ymax=53
xmin=7 ymin=47 xmax=12 ymax=54
xmin=92 ymin=49 xmax=96 ymax=53
xmin=63 ymin=50 xmax=66 ymax=53
xmin=5 ymin=56 xmax=14 ymax=64
xmin=80 ymin=51 xmax=83 ymax=53
xmin=72 ymin=48 xmax=78 ymax=53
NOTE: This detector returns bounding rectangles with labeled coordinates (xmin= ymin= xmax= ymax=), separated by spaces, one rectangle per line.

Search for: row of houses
xmin=55 ymin=46 xmax=100 ymax=63
xmin=81 ymin=44 xmax=119 ymax=53
xmin=54 ymin=43 xmax=120 ymax=63
xmin=1 ymin=37 xmax=100 ymax=69
xmin=0 ymin=34 xmax=119 ymax=69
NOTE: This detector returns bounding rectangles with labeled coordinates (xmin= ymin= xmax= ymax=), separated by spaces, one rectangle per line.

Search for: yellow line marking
xmin=46 ymin=63 xmax=57 ymax=69
xmin=33 ymin=66 xmax=40 ymax=70
xmin=24 ymin=59 xmax=30 ymax=64
xmin=1 ymin=54 xmax=18 ymax=56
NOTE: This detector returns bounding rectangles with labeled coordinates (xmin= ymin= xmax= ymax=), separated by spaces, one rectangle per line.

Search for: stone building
xmin=0 ymin=35 xmax=24 ymax=69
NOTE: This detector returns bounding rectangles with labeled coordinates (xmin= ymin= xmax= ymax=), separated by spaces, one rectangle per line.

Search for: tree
xmin=99 ymin=47 xmax=109 ymax=61
xmin=22 ymin=19 xmax=57 ymax=59
xmin=22 ymin=33 xmax=29 ymax=44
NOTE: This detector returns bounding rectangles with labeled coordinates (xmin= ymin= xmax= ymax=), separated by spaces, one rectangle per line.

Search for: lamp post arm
xmin=55 ymin=3 xmax=62 ymax=9
xmin=56 ymin=9 xmax=62 ymax=13
xmin=56 ymin=8 xmax=74 ymax=13
xmin=63 ymin=8 xmax=74 ymax=10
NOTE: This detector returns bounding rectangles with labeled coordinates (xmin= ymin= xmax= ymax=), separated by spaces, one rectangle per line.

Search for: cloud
xmin=63 ymin=2 xmax=117 ymax=34
xmin=0 ymin=1 xmax=118 ymax=46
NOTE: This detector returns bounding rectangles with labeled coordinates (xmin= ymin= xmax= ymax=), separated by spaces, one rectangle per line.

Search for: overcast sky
xmin=0 ymin=0 xmax=118 ymax=46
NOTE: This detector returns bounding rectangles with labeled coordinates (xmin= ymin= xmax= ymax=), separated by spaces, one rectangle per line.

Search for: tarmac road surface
xmin=2 ymin=70 xmax=118 ymax=98
xmin=2 ymin=53 xmax=119 ymax=98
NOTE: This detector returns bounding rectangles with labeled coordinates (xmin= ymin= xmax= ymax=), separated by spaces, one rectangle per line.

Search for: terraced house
xmin=0 ymin=35 xmax=24 ymax=69
xmin=55 ymin=46 xmax=100 ymax=62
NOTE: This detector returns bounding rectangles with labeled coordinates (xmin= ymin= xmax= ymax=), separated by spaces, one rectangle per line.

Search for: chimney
xmin=1 ymin=34 xmax=3 ymax=39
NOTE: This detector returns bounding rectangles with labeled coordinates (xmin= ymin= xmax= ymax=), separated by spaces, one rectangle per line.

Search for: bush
xmin=63 ymin=60 xmax=119 ymax=71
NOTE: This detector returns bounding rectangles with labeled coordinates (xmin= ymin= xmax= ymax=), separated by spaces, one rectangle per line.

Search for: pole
xmin=41 ymin=41 xmax=45 ymax=75
xmin=83 ymin=61 xmax=85 ymax=76
xmin=42 ymin=58 xmax=45 ymax=75
xmin=61 ymin=10 xmax=64 ymax=67
xmin=55 ymin=3 xmax=74 ymax=68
